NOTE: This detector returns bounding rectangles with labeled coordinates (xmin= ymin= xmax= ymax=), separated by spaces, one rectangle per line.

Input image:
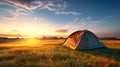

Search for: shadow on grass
xmin=77 ymin=48 xmax=120 ymax=61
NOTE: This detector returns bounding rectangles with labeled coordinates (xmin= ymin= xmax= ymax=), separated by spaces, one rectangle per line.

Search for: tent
xmin=63 ymin=30 xmax=106 ymax=50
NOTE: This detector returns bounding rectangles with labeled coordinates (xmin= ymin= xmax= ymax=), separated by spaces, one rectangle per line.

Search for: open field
xmin=0 ymin=39 xmax=120 ymax=67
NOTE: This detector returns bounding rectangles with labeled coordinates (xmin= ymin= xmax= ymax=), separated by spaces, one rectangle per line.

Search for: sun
xmin=17 ymin=28 xmax=42 ymax=38
xmin=15 ymin=26 xmax=56 ymax=38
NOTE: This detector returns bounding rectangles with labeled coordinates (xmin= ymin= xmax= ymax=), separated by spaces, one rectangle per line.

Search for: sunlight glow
xmin=0 ymin=18 xmax=65 ymax=38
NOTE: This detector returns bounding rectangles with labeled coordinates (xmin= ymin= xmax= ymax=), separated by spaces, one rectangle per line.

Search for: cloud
xmin=62 ymin=16 xmax=100 ymax=32
xmin=7 ymin=0 xmax=67 ymax=11
xmin=7 ymin=0 xmax=41 ymax=11
xmin=55 ymin=29 xmax=68 ymax=33
xmin=4 ymin=16 xmax=17 ymax=20
xmin=15 ymin=8 xmax=29 ymax=16
xmin=0 ymin=33 xmax=23 ymax=37
xmin=86 ymin=16 xmax=91 ymax=20
xmin=0 ymin=1 xmax=7 ymax=5
xmin=1 ymin=0 xmax=80 ymax=16
xmin=4 ymin=8 xmax=29 ymax=16
xmin=73 ymin=18 xmax=80 ymax=24
xmin=0 ymin=0 xmax=30 ymax=17
xmin=5 ymin=16 xmax=14 ymax=18
xmin=55 ymin=11 xmax=80 ymax=15
xmin=0 ymin=0 xmax=18 ymax=8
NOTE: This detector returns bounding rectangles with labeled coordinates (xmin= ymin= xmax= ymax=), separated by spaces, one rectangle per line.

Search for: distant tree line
xmin=99 ymin=37 xmax=120 ymax=40
xmin=38 ymin=36 xmax=66 ymax=40
xmin=0 ymin=37 xmax=21 ymax=43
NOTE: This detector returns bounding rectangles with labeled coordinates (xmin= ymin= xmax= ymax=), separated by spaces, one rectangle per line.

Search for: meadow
xmin=0 ymin=39 xmax=120 ymax=67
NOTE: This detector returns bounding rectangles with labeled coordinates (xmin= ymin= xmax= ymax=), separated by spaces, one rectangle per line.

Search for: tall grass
xmin=0 ymin=39 xmax=119 ymax=67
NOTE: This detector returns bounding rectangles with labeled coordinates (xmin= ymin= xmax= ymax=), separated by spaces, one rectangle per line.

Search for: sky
xmin=0 ymin=0 xmax=120 ymax=38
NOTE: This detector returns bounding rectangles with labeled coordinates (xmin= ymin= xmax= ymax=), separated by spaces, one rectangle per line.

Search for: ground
xmin=0 ymin=39 xmax=120 ymax=67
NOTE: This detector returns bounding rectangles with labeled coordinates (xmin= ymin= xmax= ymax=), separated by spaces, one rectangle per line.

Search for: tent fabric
xmin=63 ymin=30 xmax=106 ymax=50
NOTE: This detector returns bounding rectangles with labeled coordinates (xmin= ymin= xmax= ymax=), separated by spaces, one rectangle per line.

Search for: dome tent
xmin=63 ymin=30 xmax=106 ymax=50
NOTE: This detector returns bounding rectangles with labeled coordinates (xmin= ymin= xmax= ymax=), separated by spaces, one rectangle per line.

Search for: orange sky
xmin=0 ymin=18 xmax=70 ymax=38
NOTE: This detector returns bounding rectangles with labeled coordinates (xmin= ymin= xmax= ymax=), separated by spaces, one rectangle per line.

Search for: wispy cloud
xmin=73 ymin=18 xmax=80 ymax=24
xmin=0 ymin=0 xmax=80 ymax=16
xmin=0 ymin=0 xmax=18 ymax=9
xmin=55 ymin=29 xmax=68 ymax=33
xmin=0 ymin=1 xmax=7 ymax=5
xmin=14 ymin=8 xmax=29 ymax=16
xmin=86 ymin=16 xmax=91 ymax=20
xmin=55 ymin=11 xmax=80 ymax=15
xmin=4 ymin=16 xmax=17 ymax=20
xmin=4 ymin=7 xmax=29 ymax=17
xmin=0 ymin=33 xmax=24 ymax=37
xmin=0 ymin=0 xmax=30 ymax=17
xmin=7 ymin=0 xmax=67 ymax=11
xmin=62 ymin=16 xmax=100 ymax=32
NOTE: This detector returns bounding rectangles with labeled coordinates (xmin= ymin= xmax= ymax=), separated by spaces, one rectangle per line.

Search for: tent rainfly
xmin=63 ymin=30 xmax=106 ymax=50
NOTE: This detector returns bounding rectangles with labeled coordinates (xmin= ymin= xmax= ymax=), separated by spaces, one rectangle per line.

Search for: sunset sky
xmin=0 ymin=0 xmax=120 ymax=38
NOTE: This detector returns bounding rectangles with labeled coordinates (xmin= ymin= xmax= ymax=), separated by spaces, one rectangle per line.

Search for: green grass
xmin=0 ymin=39 xmax=120 ymax=67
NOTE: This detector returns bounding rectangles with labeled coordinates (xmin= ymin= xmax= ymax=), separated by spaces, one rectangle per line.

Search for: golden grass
xmin=101 ymin=40 xmax=120 ymax=49
xmin=0 ymin=39 xmax=119 ymax=67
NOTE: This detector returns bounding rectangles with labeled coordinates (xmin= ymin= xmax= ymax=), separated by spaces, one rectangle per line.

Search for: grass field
xmin=0 ymin=39 xmax=120 ymax=67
